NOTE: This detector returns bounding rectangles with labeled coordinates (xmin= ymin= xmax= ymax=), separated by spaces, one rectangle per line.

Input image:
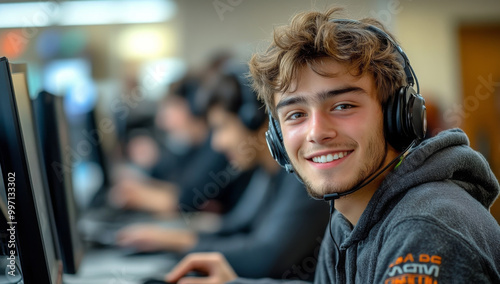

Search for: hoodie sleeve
xmin=373 ymin=217 xmax=499 ymax=283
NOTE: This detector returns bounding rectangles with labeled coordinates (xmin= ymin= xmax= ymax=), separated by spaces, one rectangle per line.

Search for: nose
xmin=306 ymin=111 xmax=336 ymax=144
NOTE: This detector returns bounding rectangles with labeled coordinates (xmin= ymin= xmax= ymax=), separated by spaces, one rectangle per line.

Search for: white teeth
xmin=326 ymin=154 xmax=333 ymax=162
xmin=312 ymin=151 xmax=349 ymax=163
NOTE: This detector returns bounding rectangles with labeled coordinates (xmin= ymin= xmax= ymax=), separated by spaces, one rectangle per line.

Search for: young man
xmin=165 ymin=7 xmax=500 ymax=284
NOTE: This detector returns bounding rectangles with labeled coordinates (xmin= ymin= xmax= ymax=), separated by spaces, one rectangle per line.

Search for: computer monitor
xmin=32 ymin=90 xmax=85 ymax=274
xmin=0 ymin=57 xmax=63 ymax=284
xmin=82 ymin=108 xmax=112 ymax=209
xmin=63 ymin=107 xmax=112 ymax=211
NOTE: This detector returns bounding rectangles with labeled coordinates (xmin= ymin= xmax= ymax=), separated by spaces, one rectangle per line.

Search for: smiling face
xmin=275 ymin=59 xmax=396 ymax=199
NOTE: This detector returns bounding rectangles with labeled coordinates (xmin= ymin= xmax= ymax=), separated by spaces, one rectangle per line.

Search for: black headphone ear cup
xmin=384 ymin=90 xmax=398 ymax=141
xmin=239 ymin=103 xmax=262 ymax=130
xmin=266 ymin=116 xmax=285 ymax=164
xmin=400 ymin=87 xmax=410 ymax=135
xmin=265 ymin=127 xmax=280 ymax=163
xmin=223 ymin=63 xmax=266 ymax=131
xmin=385 ymin=86 xmax=410 ymax=150
xmin=407 ymin=88 xmax=427 ymax=140
xmin=237 ymin=83 xmax=266 ymax=130
xmin=265 ymin=114 xmax=293 ymax=172
xmin=385 ymin=86 xmax=427 ymax=150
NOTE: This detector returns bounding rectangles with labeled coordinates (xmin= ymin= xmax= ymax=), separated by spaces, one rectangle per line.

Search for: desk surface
xmin=63 ymin=247 xmax=178 ymax=284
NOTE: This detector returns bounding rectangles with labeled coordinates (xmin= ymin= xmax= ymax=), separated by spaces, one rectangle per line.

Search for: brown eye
xmin=288 ymin=112 xmax=306 ymax=120
xmin=334 ymin=104 xmax=353 ymax=111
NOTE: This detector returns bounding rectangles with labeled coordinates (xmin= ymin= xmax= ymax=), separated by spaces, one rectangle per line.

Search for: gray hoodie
xmin=230 ymin=128 xmax=500 ymax=283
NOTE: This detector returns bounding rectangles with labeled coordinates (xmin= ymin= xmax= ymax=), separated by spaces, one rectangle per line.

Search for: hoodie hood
xmin=345 ymin=128 xmax=499 ymax=247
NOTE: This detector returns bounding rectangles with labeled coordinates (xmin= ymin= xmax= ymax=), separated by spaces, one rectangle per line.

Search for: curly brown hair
xmin=248 ymin=7 xmax=407 ymax=118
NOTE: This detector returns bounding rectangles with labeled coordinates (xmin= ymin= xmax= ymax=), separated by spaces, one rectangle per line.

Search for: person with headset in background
xmin=164 ymin=6 xmax=500 ymax=284
xmin=109 ymin=73 xmax=246 ymax=216
xmin=117 ymin=62 xmax=330 ymax=280
xmin=110 ymin=50 xmax=253 ymax=218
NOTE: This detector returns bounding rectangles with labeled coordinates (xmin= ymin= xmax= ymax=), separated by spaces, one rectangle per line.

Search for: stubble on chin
xmin=302 ymin=172 xmax=358 ymax=200
xmin=295 ymin=135 xmax=387 ymax=200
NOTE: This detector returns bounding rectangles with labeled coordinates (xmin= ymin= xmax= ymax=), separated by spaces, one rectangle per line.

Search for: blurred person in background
xmin=116 ymin=62 xmax=329 ymax=280
xmin=109 ymin=70 xmax=247 ymax=216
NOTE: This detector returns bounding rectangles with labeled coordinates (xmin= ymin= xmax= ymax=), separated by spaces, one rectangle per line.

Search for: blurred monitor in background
xmin=32 ymin=90 xmax=85 ymax=274
xmin=42 ymin=57 xmax=108 ymax=211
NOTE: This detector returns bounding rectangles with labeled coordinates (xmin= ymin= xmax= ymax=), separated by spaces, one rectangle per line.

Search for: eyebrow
xmin=275 ymin=86 xmax=365 ymax=113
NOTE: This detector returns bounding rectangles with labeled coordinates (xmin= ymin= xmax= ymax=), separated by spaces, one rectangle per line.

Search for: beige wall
xmin=173 ymin=0 xmax=500 ymax=108
xmin=173 ymin=0 xmax=380 ymax=67
xmin=395 ymin=0 xmax=500 ymax=107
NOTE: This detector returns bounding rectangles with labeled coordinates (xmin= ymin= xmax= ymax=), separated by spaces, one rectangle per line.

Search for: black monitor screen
xmin=33 ymin=90 xmax=85 ymax=274
xmin=0 ymin=57 xmax=62 ymax=284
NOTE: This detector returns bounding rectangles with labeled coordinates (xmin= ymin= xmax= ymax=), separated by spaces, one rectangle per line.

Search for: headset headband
xmin=331 ymin=19 xmax=419 ymax=93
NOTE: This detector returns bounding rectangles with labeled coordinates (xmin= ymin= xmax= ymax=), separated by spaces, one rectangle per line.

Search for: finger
xmin=115 ymin=233 xmax=135 ymax=247
xmin=166 ymin=255 xmax=203 ymax=282
xmin=177 ymin=276 xmax=214 ymax=284
xmin=115 ymin=226 xmax=136 ymax=240
xmin=115 ymin=228 xmax=144 ymax=246
xmin=108 ymin=186 xmax=126 ymax=207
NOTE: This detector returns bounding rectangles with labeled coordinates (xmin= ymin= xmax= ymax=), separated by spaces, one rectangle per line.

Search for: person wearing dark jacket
xmin=110 ymin=75 xmax=243 ymax=215
xmin=117 ymin=63 xmax=329 ymax=279
xmin=165 ymin=6 xmax=500 ymax=284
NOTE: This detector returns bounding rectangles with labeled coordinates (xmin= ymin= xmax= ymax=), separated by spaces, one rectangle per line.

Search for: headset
xmin=224 ymin=62 xmax=267 ymax=131
xmin=175 ymin=76 xmax=204 ymax=117
xmin=265 ymin=19 xmax=427 ymax=174
xmin=192 ymin=61 xmax=266 ymax=130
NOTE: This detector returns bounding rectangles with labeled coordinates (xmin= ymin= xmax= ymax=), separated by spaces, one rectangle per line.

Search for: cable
xmin=327 ymin=200 xmax=340 ymax=253
xmin=324 ymin=140 xmax=416 ymax=250
xmin=409 ymin=64 xmax=420 ymax=94
xmin=323 ymin=140 xmax=416 ymax=202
